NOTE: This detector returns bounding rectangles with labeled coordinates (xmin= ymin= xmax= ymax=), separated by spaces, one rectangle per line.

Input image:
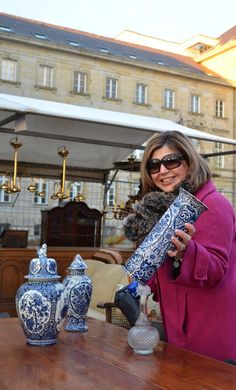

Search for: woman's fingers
xmin=175 ymin=223 xmax=196 ymax=244
xmin=167 ymin=223 xmax=196 ymax=258
xmin=184 ymin=223 xmax=196 ymax=238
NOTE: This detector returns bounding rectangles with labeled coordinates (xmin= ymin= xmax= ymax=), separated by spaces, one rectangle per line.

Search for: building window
xmin=69 ymin=41 xmax=80 ymax=47
xmin=136 ymin=83 xmax=147 ymax=104
xmin=106 ymin=78 xmax=117 ymax=99
xmin=191 ymin=138 xmax=201 ymax=153
xmin=99 ymin=47 xmax=109 ymax=53
xmin=0 ymin=190 xmax=10 ymax=202
xmin=38 ymin=65 xmax=53 ymax=88
xmin=34 ymin=224 xmax=40 ymax=236
xmin=34 ymin=180 xmax=48 ymax=204
xmin=191 ymin=94 xmax=201 ymax=113
xmin=128 ymin=54 xmax=137 ymax=59
xmin=214 ymin=142 xmax=224 ymax=169
xmin=216 ymin=99 xmax=225 ymax=118
xmin=164 ymin=88 xmax=175 ymax=109
xmin=73 ymin=71 xmax=87 ymax=94
xmin=107 ymin=182 xmax=116 ymax=206
xmin=0 ymin=25 xmax=12 ymax=32
xmin=1 ymin=59 xmax=17 ymax=81
xmin=0 ymin=176 xmax=10 ymax=202
xmin=70 ymin=182 xmax=84 ymax=200
xmin=132 ymin=180 xmax=141 ymax=199
xmin=33 ymin=33 xmax=47 ymax=40
xmin=0 ymin=223 xmax=11 ymax=235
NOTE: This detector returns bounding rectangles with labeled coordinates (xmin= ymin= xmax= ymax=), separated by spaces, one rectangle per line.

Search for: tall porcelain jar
xmin=63 ymin=254 xmax=93 ymax=332
xmin=15 ymin=244 xmax=68 ymax=346
xmin=124 ymin=188 xmax=208 ymax=284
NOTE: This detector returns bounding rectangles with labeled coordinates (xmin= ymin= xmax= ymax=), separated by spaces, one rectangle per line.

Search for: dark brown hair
xmin=141 ymin=131 xmax=211 ymax=196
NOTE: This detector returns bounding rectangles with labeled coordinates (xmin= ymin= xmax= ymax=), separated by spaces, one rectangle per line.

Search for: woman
xmin=124 ymin=130 xmax=236 ymax=361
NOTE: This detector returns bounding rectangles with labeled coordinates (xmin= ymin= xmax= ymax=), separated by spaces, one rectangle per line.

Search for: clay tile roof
xmin=218 ymin=25 xmax=236 ymax=44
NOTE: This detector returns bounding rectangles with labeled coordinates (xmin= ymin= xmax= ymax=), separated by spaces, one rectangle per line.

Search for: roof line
xmin=0 ymin=128 xmax=146 ymax=150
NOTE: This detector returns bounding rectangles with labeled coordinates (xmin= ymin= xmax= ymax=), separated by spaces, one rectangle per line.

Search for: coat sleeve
xmin=173 ymin=192 xmax=236 ymax=288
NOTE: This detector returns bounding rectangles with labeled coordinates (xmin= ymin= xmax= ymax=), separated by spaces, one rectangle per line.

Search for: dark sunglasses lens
xmin=148 ymin=160 xmax=161 ymax=173
xmin=164 ymin=159 xmax=182 ymax=170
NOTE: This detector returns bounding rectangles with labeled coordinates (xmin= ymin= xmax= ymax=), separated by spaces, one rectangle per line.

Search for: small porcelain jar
xmin=63 ymin=254 xmax=93 ymax=332
xmin=15 ymin=244 xmax=68 ymax=346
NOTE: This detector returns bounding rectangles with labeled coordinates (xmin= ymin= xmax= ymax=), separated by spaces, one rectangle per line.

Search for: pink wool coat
xmin=148 ymin=180 xmax=236 ymax=361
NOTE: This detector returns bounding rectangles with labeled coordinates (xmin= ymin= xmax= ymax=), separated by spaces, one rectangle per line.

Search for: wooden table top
xmin=0 ymin=317 xmax=236 ymax=390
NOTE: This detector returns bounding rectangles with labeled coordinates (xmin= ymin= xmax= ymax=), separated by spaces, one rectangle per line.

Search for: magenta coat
xmin=148 ymin=180 xmax=236 ymax=361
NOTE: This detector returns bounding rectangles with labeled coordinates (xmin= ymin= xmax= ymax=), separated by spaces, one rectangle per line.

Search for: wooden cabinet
xmin=41 ymin=201 xmax=103 ymax=247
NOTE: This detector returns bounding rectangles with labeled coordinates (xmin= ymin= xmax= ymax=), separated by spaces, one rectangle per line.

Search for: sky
xmin=0 ymin=0 xmax=235 ymax=42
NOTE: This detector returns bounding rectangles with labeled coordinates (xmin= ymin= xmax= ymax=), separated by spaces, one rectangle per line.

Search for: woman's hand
xmin=167 ymin=223 xmax=196 ymax=260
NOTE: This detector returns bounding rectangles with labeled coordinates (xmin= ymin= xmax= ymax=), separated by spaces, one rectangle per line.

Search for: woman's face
xmin=149 ymin=145 xmax=189 ymax=193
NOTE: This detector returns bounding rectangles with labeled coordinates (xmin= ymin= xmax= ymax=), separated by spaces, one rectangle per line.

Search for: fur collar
xmin=123 ymin=180 xmax=193 ymax=245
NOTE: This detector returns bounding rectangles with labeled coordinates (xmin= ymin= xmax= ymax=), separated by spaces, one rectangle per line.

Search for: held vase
xmin=124 ymin=188 xmax=208 ymax=284
xmin=15 ymin=244 xmax=68 ymax=346
xmin=63 ymin=254 xmax=93 ymax=332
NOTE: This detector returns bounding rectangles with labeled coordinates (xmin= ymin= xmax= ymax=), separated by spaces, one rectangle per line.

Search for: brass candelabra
xmin=51 ymin=146 xmax=70 ymax=200
xmin=0 ymin=138 xmax=22 ymax=194
xmin=0 ymin=141 xmax=85 ymax=202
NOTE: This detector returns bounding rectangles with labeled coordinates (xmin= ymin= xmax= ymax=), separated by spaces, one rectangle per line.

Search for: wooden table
xmin=0 ymin=318 xmax=236 ymax=390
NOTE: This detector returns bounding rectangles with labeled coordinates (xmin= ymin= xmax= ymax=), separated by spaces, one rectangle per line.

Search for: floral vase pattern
xmin=63 ymin=254 xmax=93 ymax=332
xmin=15 ymin=244 xmax=68 ymax=346
xmin=124 ymin=188 xmax=208 ymax=284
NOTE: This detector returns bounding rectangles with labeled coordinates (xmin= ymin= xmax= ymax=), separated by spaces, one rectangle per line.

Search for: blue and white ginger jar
xmin=15 ymin=244 xmax=68 ymax=346
xmin=63 ymin=254 xmax=93 ymax=332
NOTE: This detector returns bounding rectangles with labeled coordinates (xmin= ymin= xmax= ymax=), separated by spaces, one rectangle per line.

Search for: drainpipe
xmin=101 ymin=169 xmax=119 ymax=247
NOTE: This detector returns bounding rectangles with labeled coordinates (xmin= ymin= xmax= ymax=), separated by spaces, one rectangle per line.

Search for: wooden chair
xmin=96 ymin=301 xmax=131 ymax=329
xmin=86 ymin=257 xmax=165 ymax=334
xmin=92 ymin=249 xmax=124 ymax=264
xmin=85 ymin=260 xmax=130 ymax=326
xmin=97 ymin=292 xmax=163 ymax=331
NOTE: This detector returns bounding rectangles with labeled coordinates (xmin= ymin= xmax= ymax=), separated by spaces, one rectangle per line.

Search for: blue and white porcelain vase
xmin=15 ymin=244 xmax=68 ymax=346
xmin=63 ymin=254 xmax=93 ymax=332
xmin=124 ymin=188 xmax=208 ymax=284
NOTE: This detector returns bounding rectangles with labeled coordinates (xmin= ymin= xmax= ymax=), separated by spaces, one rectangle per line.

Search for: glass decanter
xmin=127 ymin=284 xmax=160 ymax=355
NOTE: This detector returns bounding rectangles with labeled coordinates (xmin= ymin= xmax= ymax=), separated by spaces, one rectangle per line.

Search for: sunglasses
xmin=147 ymin=153 xmax=185 ymax=174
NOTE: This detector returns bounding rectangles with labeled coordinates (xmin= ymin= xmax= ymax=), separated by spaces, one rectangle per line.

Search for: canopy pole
xmin=101 ymin=170 xmax=119 ymax=247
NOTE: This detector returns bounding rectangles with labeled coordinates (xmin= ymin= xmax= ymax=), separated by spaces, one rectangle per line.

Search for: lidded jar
xmin=63 ymin=254 xmax=93 ymax=332
xmin=15 ymin=244 xmax=68 ymax=346
xmin=127 ymin=284 xmax=159 ymax=354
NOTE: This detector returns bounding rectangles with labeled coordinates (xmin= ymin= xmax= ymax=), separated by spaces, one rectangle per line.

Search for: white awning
xmin=0 ymin=93 xmax=235 ymax=181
